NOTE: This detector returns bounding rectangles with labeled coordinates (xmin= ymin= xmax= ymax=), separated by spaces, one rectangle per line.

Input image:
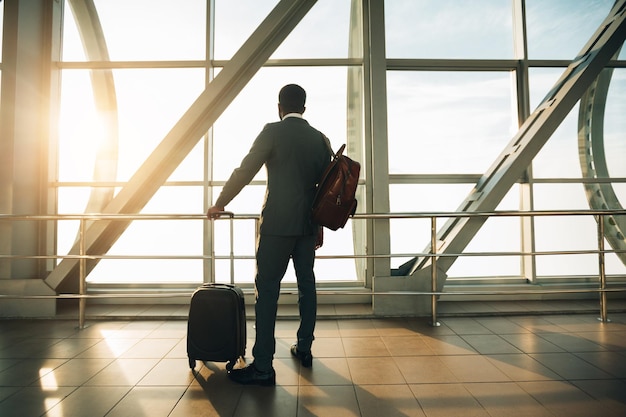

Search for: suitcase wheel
xmin=226 ymin=360 xmax=236 ymax=371
xmin=189 ymin=358 xmax=196 ymax=369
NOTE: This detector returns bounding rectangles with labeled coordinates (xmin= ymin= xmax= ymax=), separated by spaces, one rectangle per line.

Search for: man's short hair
xmin=279 ymin=84 xmax=306 ymax=113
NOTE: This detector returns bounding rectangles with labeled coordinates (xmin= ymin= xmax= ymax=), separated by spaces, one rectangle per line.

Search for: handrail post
xmin=597 ymin=215 xmax=609 ymax=323
xmin=430 ymin=215 xmax=440 ymax=327
xmin=78 ymin=218 xmax=87 ymax=329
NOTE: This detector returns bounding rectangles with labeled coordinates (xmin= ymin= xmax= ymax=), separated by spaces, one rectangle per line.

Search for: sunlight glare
xmin=99 ymin=330 xmax=137 ymax=356
xmin=44 ymin=398 xmax=63 ymax=417
xmin=59 ymin=78 xmax=109 ymax=181
xmin=39 ymin=368 xmax=59 ymax=391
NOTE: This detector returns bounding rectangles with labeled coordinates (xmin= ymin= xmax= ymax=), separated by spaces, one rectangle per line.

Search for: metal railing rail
xmin=1 ymin=209 xmax=625 ymax=328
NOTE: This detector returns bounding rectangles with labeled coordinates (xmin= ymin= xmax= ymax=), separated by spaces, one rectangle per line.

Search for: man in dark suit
xmin=207 ymin=84 xmax=332 ymax=386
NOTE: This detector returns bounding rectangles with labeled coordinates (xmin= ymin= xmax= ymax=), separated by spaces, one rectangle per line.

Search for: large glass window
xmin=533 ymin=184 xmax=603 ymax=276
xmin=213 ymin=0 xmax=277 ymax=60
xmin=53 ymin=0 xmax=625 ymax=288
xmin=389 ymin=184 xmax=522 ymax=279
xmin=530 ymin=106 xmax=581 ymax=179
xmin=58 ymin=68 xmax=205 ymax=182
xmin=215 ymin=0 xmax=354 ymax=60
xmin=384 ymin=0 xmax=625 ymax=283
xmin=387 ymin=71 xmax=516 ymax=174
xmin=526 ymin=0 xmax=615 ymax=60
xmin=385 ymin=0 xmax=513 ymax=59
xmin=64 ymin=0 xmax=206 ymax=61
xmin=212 ymin=66 xmax=358 ymax=283
xmin=529 ymin=62 xmax=626 ymax=277
xmin=58 ymin=0 xmax=362 ymax=285
xmin=212 ymin=67 xmax=352 ymax=180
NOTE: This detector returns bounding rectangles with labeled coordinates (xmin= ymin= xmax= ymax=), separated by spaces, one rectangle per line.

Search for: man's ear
xmin=278 ymin=103 xmax=284 ymax=120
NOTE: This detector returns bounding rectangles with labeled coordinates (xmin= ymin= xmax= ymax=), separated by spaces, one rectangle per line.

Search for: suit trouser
xmin=252 ymin=233 xmax=317 ymax=372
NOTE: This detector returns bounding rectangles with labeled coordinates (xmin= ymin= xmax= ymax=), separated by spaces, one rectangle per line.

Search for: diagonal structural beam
xmin=408 ymin=0 xmax=626 ymax=278
xmin=47 ymin=0 xmax=318 ymax=291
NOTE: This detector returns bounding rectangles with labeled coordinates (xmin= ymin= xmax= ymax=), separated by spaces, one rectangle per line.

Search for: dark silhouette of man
xmin=207 ymin=84 xmax=332 ymax=385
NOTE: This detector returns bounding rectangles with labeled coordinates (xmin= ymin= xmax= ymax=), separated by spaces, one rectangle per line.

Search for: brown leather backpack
xmin=311 ymin=144 xmax=360 ymax=230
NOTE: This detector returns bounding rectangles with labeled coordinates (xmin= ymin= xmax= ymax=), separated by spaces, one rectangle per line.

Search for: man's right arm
xmin=208 ymin=127 xmax=273 ymax=216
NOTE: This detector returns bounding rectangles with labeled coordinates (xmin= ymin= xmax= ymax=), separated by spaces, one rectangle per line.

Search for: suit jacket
xmin=216 ymin=116 xmax=332 ymax=236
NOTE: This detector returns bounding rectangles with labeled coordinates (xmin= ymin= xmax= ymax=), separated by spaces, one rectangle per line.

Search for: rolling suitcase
xmin=187 ymin=212 xmax=246 ymax=371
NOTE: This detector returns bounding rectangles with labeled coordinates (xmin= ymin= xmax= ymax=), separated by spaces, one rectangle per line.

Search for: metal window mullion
xmin=513 ymin=0 xmax=536 ymax=283
xmin=366 ymin=0 xmax=391 ymax=279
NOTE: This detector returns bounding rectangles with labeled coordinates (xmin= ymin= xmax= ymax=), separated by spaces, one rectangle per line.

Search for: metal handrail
xmin=1 ymin=209 xmax=625 ymax=327
xmin=1 ymin=208 xmax=624 ymax=220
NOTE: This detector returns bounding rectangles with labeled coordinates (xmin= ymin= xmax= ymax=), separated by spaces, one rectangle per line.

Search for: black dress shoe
xmin=228 ymin=363 xmax=276 ymax=386
xmin=290 ymin=343 xmax=313 ymax=368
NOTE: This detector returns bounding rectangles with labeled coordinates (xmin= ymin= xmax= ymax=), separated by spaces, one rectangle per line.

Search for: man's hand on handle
xmin=207 ymin=205 xmax=225 ymax=219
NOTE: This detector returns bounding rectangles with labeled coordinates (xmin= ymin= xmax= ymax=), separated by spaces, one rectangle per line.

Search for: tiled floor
xmin=1 ymin=306 xmax=625 ymax=416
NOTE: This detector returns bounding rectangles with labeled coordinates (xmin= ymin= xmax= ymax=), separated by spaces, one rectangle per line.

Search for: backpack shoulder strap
xmin=321 ymin=133 xmax=345 ymax=159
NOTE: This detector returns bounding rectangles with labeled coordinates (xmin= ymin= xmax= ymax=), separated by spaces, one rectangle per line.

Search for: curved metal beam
xmin=67 ymin=0 xmax=119 ymax=213
xmin=578 ymin=48 xmax=626 ymax=265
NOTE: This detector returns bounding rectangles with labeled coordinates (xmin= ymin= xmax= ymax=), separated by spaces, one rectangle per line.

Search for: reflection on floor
xmin=1 ymin=301 xmax=625 ymax=416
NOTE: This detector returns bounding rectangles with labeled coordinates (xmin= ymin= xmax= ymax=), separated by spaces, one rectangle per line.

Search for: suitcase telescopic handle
xmin=209 ymin=211 xmax=235 ymax=285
